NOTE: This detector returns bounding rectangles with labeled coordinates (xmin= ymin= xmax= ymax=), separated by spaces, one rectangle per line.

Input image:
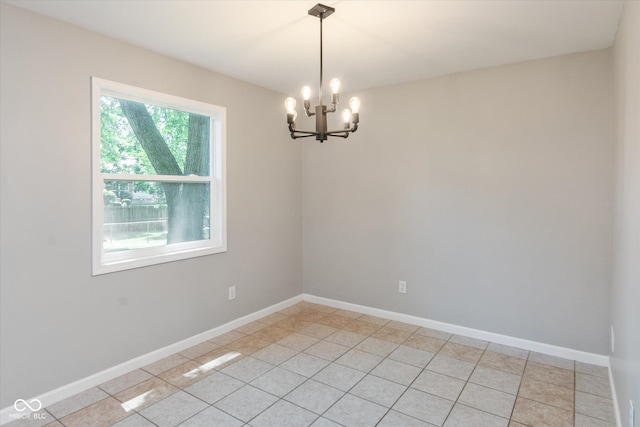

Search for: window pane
xmin=100 ymin=96 xmax=211 ymax=177
xmin=103 ymin=180 xmax=210 ymax=253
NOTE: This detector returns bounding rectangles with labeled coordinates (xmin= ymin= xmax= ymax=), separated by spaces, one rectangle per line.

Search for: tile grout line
xmin=513 ymin=356 xmax=531 ymax=427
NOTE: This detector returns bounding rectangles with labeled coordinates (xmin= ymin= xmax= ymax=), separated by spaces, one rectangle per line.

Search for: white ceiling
xmin=7 ymin=0 xmax=625 ymax=96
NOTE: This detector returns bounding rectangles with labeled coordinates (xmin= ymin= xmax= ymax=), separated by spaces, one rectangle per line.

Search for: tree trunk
xmin=167 ymin=114 xmax=210 ymax=243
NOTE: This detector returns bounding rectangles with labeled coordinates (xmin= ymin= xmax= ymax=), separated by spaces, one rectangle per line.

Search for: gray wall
xmin=0 ymin=4 xmax=302 ymax=408
xmin=611 ymin=0 xmax=640 ymax=418
xmin=303 ymin=50 xmax=613 ymax=354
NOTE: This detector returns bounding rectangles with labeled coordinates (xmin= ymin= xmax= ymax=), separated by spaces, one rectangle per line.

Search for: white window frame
xmin=91 ymin=77 xmax=227 ymax=275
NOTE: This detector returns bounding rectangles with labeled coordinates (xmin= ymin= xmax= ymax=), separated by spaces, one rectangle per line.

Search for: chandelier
xmin=284 ymin=3 xmax=360 ymax=142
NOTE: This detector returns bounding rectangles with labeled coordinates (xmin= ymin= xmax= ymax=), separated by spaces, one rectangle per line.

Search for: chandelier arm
xmin=291 ymin=129 xmax=319 ymax=135
xmin=324 ymin=131 xmax=350 ymax=138
xmin=290 ymin=132 xmax=318 ymax=139
xmin=325 ymin=124 xmax=358 ymax=135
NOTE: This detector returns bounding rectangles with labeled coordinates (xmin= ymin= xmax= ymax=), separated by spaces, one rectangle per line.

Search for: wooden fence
xmin=104 ymin=205 xmax=167 ymax=224
xmin=104 ymin=205 xmax=168 ymax=240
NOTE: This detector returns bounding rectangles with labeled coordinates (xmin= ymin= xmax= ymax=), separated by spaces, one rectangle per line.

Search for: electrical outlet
xmin=630 ymin=400 xmax=635 ymax=427
xmin=398 ymin=280 xmax=407 ymax=294
xmin=611 ymin=326 xmax=615 ymax=353
xmin=228 ymin=286 xmax=236 ymax=301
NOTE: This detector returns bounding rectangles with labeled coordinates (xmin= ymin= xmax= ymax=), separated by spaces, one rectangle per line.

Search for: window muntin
xmin=92 ymin=78 xmax=226 ymax=275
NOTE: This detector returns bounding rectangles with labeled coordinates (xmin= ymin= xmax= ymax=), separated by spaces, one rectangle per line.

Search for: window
xmin=92 ymin=77 xmax=226 ymax=275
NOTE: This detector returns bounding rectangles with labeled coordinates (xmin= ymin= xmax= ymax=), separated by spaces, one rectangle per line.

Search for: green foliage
xmin=103 ymin=189 xmax=117 ymax=205
xmin=100 ymin=96 xmax=190 ymax=177
xmin=148 ymin=104 xmax=190 ymax=171
xmin=104 ymin=180 xmax=165 ymax=201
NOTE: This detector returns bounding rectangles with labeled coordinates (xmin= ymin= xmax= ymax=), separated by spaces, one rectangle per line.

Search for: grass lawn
xmin=104 ymin=230 xmax=167 ymax=252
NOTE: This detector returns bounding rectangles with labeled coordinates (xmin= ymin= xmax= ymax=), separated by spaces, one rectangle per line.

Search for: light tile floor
xmin=8 ymin=302 xmax=616 ymax=427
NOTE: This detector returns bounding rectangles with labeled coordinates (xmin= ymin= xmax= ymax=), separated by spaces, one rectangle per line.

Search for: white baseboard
xmin=0 ymin=294 xmax=304 ymax=425
xmin=303 ymin=294 xmax=610 ymax=367
xmin=2 ymin=292 xmax=613 ymax=425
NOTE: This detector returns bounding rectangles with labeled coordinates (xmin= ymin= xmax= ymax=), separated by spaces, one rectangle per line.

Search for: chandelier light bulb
xmin=302 ymin=86 xmax=312 ymax=101
xmin=342 ymin=109 xmax=352 ymax=123
xmin=284 ymin=97 xmax=296 ymax=113
xmin=330 ymin=78 xmax=341 ymax=94
xmin=349 ymin=97 xmax=361 ymax=113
